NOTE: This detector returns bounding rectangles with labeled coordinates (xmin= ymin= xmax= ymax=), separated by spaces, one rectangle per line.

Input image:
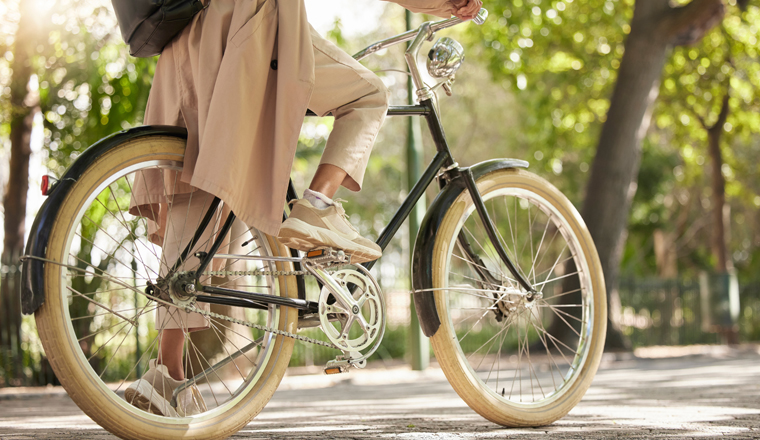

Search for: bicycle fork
xmin=459 ymin=168 xmax=537 ymax=296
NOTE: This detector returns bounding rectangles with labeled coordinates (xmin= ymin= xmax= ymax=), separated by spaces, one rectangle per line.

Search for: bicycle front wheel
xmin=428 ymin=168 xmax=606 ymax=426
xmin=35 ymin=135 xmax=298 ymax=439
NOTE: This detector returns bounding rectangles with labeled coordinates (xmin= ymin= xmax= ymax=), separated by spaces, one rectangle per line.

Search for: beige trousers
xmin=308 ymin=27 xmax=390 ymax=191
xmin=156 ymin=29 xmax=389 ymax=331
xmin=156 ymin=193 xmax=214 ymax=331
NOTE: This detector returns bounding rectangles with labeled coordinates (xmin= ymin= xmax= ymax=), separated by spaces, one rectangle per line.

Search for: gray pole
xmin=406 ymin=9 xmax=429 ymax=371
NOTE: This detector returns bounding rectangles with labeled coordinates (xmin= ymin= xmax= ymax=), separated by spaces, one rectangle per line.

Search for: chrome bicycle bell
xmin=426 ymin=37 xmax=465 ymax=78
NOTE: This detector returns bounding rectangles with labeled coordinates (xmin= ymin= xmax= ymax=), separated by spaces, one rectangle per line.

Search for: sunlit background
xmin=1 ymin=0 xmax=759 ymax=386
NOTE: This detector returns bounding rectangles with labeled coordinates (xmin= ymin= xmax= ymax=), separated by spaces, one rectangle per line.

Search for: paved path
xmin=1 ymin=345 xmax=759 ymax=439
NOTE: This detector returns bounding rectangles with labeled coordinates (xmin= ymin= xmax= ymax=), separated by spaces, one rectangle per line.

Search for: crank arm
xmin=303 ymin=262 xmax=358 ymax=312
xmin=298 ymin=312 xmax=341 ymax=329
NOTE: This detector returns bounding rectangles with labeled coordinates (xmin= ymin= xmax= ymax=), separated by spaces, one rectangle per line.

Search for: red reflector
xmin=40 ymin=175 xmax=50 ymax=195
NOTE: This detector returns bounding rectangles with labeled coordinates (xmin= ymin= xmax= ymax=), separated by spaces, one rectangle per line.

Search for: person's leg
xmin=157 ymin=329 xmax=186 ymax=380
xmin=306 ymin=29 xmax=390 ymax=193
xmin=126 ymin=192 xmax=232 ymax=416
xmin=154 ymin=192 xmax=215 ymax=380
xmin=309 ymin=164 xmax=348 ymax=199
xmin=277 ymin=28 xmax=389 ymax=263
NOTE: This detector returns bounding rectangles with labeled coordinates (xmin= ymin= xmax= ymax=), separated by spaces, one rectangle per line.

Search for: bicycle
xmin=21 ymin=8 xmax=606 ymax=439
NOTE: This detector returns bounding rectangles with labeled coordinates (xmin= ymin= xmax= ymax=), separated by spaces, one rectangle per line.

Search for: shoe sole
xmin=124 ymin=380 xmax=179 ymax=417
xmin=278 ymin=218 xmax=381 ymax=264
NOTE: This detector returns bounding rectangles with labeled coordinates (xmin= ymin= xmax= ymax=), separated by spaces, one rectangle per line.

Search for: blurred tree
xmin=584 ymin=0 xmax=725 ymax=350
xmin=38 ymin=3 xmax=154 ymax=174
xmin=472 ymin=0 xmax=726 ymax=349
xmin=0 ymin=0 xmax=155 ymax=384
xmin=469 ymin=0 xmax=634 ymax=203
xmin=1 ymin=0 xmax=44 ymax=383
xmin=654 ymin=4 xmax=760 ymax=279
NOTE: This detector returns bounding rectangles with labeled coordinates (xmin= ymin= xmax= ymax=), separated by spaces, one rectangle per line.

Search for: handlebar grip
xmin=473 ymin=8 xmax=488 ymax=25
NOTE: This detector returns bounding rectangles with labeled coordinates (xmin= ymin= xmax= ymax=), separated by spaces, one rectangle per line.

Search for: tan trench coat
xmin=131 ymin=0 xmax=455 ymax=239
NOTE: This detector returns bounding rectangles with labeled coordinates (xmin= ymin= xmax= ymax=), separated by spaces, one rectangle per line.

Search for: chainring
xmin=317 ymin=267 xmax=385 ymax=356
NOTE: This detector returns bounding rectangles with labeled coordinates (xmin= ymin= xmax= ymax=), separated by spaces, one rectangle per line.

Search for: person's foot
xmin=278 ymin=198 xmax=382 ymax=264
xmin=124 ymin=359 xmax=207 ymax=417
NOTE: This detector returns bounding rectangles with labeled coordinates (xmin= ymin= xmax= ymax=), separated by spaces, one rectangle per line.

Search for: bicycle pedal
xmin=324 ymin=366 xmax=347 ymax=375
xmin=304 ymin=247 xmax=351 ymax=265
xmin=324 ymin=359 xmax=350 ymax=375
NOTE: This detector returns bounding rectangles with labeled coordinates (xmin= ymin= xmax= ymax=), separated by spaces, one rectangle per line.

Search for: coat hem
xmin=188 ymin=176 xmax=284 ymax=237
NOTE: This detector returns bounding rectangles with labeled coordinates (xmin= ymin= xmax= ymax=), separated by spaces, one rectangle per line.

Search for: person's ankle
xmin=304 ymin=188 xmax=333 ymax=209
xmin=156 ymin=359 xmax=185 ymax=381
xmin=168 ymin=369 xmax=185 ymax=381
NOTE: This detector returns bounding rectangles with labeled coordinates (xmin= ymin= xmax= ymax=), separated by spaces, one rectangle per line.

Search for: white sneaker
xmin=124 ymin=360 xmax=207 ymax=417
xmin=278 ymin=199 xmax=382 ymax=263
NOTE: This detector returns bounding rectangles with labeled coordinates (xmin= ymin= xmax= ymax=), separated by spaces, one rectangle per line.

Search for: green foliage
xmin=37 ymin=5 xmax=155 ymax=176
xmin=468 ymin=0 xmax=633 ymax=203
xmin=0 ymin=1 xmax=156 ymax=176
xmin=645 ymin=2 xmax=760 ymax=276
xmin=473 ymin=0 xmax=760 ymax=279
xmin=3 ymin=0 xmax=760 ymax=387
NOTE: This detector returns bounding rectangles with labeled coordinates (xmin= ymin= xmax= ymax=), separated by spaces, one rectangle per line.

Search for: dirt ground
xmin=0 ymin=345 xmax=758 ymax=439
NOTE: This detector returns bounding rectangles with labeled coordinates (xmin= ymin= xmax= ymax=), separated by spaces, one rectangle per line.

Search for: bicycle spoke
xmin=451 ymin=253 xmax=516 ymax=285
xmin=104 ymin=182 xmax=162 ymax=277
xmin=98 ymin=300 xmax=154 ymax=377
xmin=439 ymin=181 xmax=597 ymax=409
xmin=527 ymin=217 xmax=552 ymax=283
xmin=462 ymin=225 xmax=510 ymax=280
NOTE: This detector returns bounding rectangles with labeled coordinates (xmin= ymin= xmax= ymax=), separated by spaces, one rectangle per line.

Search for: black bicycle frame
xmin=188 ymin=98 xmax=534 ymax=312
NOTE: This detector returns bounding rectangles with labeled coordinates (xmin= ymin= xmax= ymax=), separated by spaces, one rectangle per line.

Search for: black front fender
xmin=21 ymin=125 xmax=188 ymax=315
xmin=411 ymin=158 xmax=528 ymax=337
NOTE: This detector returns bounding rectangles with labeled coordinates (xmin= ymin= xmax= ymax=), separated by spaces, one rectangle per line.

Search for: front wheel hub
xmin=495 ymin=287 xmax=541 ymax=316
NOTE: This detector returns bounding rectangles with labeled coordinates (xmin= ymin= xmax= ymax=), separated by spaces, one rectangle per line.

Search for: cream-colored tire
xmin=428 ymin=168 xmax=606 ymax=427
xmin=35 ymin=135 xmax=297 ymax=439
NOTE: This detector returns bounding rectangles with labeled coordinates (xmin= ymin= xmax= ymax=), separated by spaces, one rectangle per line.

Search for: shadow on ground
xmin=0 ymin=346 xmax=758 ymax=439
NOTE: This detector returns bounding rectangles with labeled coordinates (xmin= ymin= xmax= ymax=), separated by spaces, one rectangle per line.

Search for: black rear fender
xmin=21 ymin=125 xmax=189 ymax=315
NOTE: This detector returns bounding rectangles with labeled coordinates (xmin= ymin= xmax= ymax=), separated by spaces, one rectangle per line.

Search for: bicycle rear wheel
xmin=35 ymin=135 xmax=297 ymax=439
xmin=428 ymin=168 xmax=606 ymax=426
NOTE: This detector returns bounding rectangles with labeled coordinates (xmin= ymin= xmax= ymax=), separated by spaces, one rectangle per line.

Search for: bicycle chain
xmin=184 ymin=303 xmax=339 ymax=348
xmin=190 ymin=267 xmax=338 ymax=349
xmin=202 ymin=269 xmax=310 ymax=277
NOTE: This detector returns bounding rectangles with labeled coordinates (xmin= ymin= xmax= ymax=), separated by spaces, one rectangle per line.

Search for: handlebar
xmin=352 ymin=8 xmax=488 ymax=61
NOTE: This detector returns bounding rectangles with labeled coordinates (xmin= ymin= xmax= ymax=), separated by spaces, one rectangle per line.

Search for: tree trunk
xmin=654 ymin=229 xmax=678 ymax=344
xmin=581 ymin=0 xmax=724 ymax=350
xmin=705 ymin=90 xmax=731 ymax=274
xmin=1 ymin=0 xmax=38 ymax=384
xmin=702 ymin=86 xmax=737 ymax=344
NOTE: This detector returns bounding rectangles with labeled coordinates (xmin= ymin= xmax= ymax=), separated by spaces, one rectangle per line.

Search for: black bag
xmin=112 ymin=0 xmax=207 ymax=58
